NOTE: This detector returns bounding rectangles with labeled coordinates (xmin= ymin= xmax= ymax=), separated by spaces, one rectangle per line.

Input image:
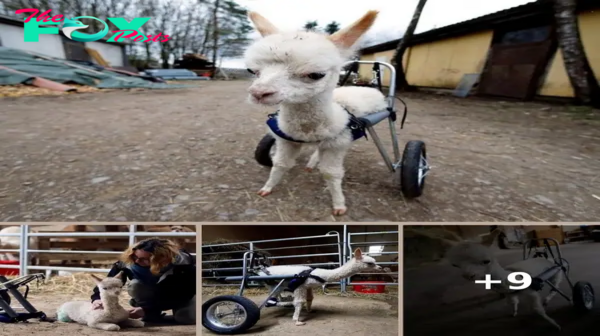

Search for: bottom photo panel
xmin=201 ymin=224 xmax=399 ymax=336
xmin=404 ymin=224 xmax=598 ymax=336
xmin=0 ymin=224 xmax=197 ymax=336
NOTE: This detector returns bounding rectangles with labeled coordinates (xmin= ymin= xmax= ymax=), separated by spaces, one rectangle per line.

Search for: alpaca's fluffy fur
xmin=245 ymin=10 xmax=387 ymax=216
xmin=257 ymin=248 xmax=382 ymax=326
xmin=407 ymin=228 xmax=564 ymax=330
xmin=56 ymin=272 xmax=145 ymax=331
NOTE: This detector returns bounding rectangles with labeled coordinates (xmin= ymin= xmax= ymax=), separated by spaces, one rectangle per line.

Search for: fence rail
xmin=345 ymin=230 xmax=399 ymax=292
xmin=0 ymin=225 xmax=196 ymax=275
xmin=202 ymin=226 xmax=398 ymax=293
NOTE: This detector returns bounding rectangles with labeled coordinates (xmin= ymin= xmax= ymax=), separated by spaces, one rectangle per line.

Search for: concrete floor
xmin=404 ymin=242 xmax=600 ymax=336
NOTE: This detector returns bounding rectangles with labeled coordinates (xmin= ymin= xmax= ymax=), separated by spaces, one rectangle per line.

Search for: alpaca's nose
xmin=249 ymin=88 xmax=276 ymax=100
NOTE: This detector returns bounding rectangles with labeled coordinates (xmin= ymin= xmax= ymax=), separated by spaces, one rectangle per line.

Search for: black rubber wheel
xmin=399 ymin=140 xmax=427 ymax=198
xmin=202 ymin=295 xmax=261 ymax=335
xmin=573 ymin=281 xmax=595 ymax=313
xmin=254 ymin=134 xmax=275 ymax=167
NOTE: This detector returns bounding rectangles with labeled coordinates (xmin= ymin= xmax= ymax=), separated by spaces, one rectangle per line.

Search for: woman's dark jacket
xmin=90 ymin=249 xmax=196 ymax=311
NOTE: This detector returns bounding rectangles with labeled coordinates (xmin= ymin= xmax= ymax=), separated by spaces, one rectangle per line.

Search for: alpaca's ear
xmin=90 ymin=274 xmax=102 ymax=284
xmin=248 ymin=11 xmax=280 ymax=37
xmin=481 ymin=228 xmax=503 ymax=247
xmin=113 ymin=271 xmax=123 ymax=279
xmin=354 ymin=248 xmax=363 ymax=259
xmin=328 ymin=10 xmax=379 ymax=49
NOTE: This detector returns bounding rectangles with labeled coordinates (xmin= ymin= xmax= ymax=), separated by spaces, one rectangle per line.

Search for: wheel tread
xmin=400 ymin=140 xmax=427 ymax=198
xmin=202 ymin=295 xmax=261 ymax=334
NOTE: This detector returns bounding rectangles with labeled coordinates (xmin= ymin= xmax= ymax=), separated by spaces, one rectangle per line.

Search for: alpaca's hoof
xmin=332 ymin=207 xmax=347 ymax=216
xmin=105 ymin=325 xmax=121 ymax=331
xmin=257 ymin=189 xmax=272 ymax=197
xmin=304 ymin=167 xmax=314 ymax=172
xmin=295 ymin=321 xmax=306 ymax=326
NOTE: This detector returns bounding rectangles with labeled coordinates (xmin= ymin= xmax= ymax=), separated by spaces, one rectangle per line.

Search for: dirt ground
xmin=1 ymin=292 xmax=196 ymax=336
xmin=202 ymin=291 xmax=398 ymax=336
xmin=1 ymin=81 xmax=599 ymax=222
xmin=404 ymin=242 xmax=600 ymax=336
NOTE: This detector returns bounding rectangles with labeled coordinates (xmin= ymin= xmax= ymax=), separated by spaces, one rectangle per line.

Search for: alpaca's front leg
xmin=305 ymin=149 xmax=319 ymax=172
xmin=292 ymin=288 xmax=307 ymax=326
xmin=305 ymin=288 xmax=314 ymax=312
xmin=88 ymin=322 xmax=121 ymax=331
xmin=506 ymin=294 xmax=519 ymax=317
xmin=319 ymin=146 xmax=349 ymax=215
xmin=258 ymin=139 xmax=302 ymax=196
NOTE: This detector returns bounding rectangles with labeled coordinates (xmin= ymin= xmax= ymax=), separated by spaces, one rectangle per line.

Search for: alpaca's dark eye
xmin=452 ymin=264 xmax=459 ymax=268
xmin=306 ymin=72 xmax=326 ymax=80
xmin=247 ymin=69 xmax=259 ymax=76
xmin=483 ymin=260 xmax=490 ymax=265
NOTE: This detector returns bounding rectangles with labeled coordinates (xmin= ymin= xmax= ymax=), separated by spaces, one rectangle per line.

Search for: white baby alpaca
xmin=258 ymin=248 xmax=382 ymax=326
xmin=408 ymin=228 xmax=564 ymax=330
xmin=56 ymin=271 xmax=145 ymax=331
xmin=245 ymin=10 xmax=388 ymax=216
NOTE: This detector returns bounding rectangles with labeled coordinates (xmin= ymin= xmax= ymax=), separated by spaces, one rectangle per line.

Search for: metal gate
xmin=202 ymin=231 xmax=343 ymax=287
xmin=0 ymin=225 xmax=196 ymax=275
xmin=202 ymin=226 xmax=399 ymax=293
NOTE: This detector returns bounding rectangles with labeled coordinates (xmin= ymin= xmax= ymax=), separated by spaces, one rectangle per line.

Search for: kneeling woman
xmin=90 ymin=238 xmax=196 ymax=324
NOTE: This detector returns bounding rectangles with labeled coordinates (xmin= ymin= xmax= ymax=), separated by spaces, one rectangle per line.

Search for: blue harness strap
xmin=266 ymin=109 xmax=367 ymax=143
xmin=284 ymin=268 xmax=327 ymax=292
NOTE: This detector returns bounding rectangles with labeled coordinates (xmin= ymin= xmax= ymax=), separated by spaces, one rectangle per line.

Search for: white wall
xmin=0 ymin=23 xmax=66 ymax=58
xmin=85 ymin=41 xmax=124 ymax=67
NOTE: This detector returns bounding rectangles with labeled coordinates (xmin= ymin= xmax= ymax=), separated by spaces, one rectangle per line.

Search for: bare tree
xmin=324 ymin=21 xmax=340 ymax=35
xmin=303 ymin=20 xmax=318 ymax=31
xmin=391 ymin=0 xmax=427 ymax=91
xmin=211 ymin=0 xmax=220 ymax=77
xmin=552 ymin=0 xmax=600 ymax=108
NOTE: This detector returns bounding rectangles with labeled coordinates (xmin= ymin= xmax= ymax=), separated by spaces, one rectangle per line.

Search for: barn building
xmin=358 ymin=0 xmax=600 ymax=100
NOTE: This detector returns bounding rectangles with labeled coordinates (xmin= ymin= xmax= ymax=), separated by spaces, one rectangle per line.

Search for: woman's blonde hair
xmin=120 ymin=238 xmax=180 ymax=275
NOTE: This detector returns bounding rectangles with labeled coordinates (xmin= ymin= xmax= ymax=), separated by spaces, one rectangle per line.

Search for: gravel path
xmin=1 ymin=81 xmax=599 ymax=222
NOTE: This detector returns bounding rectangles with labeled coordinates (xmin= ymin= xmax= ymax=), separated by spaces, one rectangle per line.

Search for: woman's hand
xmin=91 ymin=300 xmax=103 ymax=310
xmin=128 ymin=307 xmax=145 ymax=319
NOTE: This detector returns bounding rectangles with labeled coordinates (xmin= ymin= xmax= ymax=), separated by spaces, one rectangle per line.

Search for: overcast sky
xmin=223 ymin=0 xmax=535 ymax=68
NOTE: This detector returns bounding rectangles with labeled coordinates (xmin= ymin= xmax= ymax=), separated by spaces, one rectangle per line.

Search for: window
xmin=368 ymin=245 xmax=384 ymax=256
xmin=499 ymin=26 xmax=551 ymax=45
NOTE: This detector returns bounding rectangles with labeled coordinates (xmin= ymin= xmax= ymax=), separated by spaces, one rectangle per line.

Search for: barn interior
xmin=202 ymin=224 xmax=398 ymax=294
xmin=0 ymin=224 xmax=196 ymax=276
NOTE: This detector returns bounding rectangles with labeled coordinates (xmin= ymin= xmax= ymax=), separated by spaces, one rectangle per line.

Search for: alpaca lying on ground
xmin=406 ymin=228 xmax=564 ymax=330
xmin=57 ymin=271 xmax=145 ymax=331
xmin=257 ymin=248 xmax=382 ymax=326
xmin=245 ymin=10 xmax=387 ymax=216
